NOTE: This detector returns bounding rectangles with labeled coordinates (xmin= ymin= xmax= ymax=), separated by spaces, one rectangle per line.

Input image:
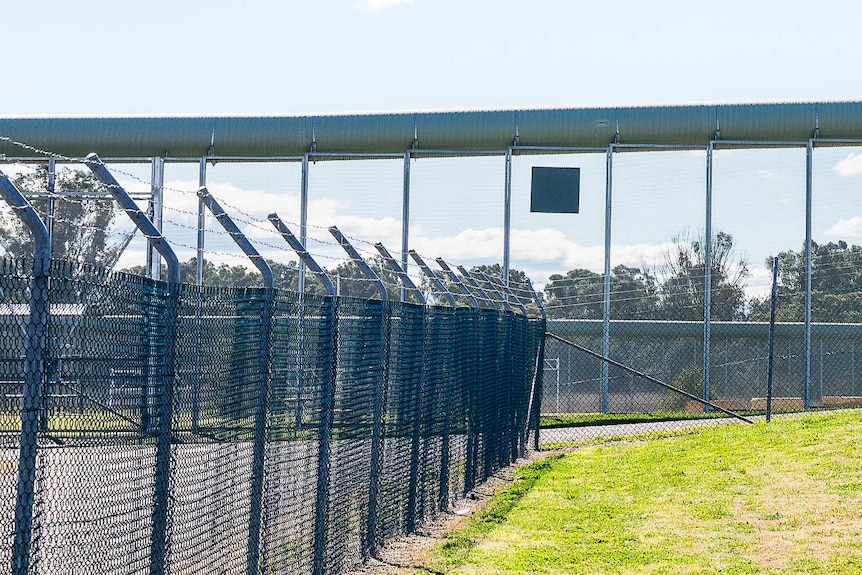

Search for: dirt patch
xmin=351 ymin=450 xmax=556 ymax=575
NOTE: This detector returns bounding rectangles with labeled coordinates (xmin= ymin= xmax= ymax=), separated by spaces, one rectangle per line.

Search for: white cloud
xmin=833 ymin=152 xmax=862 ymax=177
xmin=354 ymin=0 xmax=413 ymax=12
xmin=825 ymin=216 xmax=862 ymax=239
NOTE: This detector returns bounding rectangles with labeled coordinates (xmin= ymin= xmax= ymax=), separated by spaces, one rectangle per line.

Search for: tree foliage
xmin=749 ymin=240 xmax=862 ymax=322
xmin=545 ymin=231 xmax=748 ymax=321
xmin=657 ymin=231 xmax=748 ymax=321
xmin=544 ymin=265 xmax=659 ymax=320
xmin=0 ymin=166 xmax=121 ymax=265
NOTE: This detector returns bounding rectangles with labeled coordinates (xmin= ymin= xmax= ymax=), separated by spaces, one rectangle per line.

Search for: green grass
xmin=415 ymin=410 xmax=862 ymax=575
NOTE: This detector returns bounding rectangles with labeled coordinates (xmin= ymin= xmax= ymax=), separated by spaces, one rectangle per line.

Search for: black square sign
xmin=530 ymin=167 xmax=580 ymax=213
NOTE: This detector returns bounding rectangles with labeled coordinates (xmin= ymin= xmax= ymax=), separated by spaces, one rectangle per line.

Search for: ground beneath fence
xmin=351 ymin=450 xmax=554 ymax=575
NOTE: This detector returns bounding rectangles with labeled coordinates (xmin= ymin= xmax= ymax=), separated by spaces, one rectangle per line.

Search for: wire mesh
xmin=0 ymin=256 xmax=544 ymax=575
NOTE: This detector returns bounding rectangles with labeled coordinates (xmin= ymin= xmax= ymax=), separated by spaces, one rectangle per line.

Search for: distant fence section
xmin=0 ymin=258 xmax=544 ymax=575
xmin=539 ymin=320 xmax=862 ymax=443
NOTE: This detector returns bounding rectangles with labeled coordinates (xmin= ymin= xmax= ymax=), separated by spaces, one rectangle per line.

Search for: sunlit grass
xmin=416 ymin=410 xmax=862 ymax=575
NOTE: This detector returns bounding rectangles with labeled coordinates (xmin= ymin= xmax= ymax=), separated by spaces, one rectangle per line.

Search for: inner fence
xmin=0 ymin=258 xmax=544 ymax=575
xmin=540 ymin=320 xmax=862 ymax=443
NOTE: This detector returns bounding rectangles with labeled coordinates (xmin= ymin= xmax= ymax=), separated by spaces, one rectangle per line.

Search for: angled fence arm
xmin=436 ymin=258 xmax=479 ymax=309
xmin=84 ymin=153 xmax=181 ymax=284
xmin=409 ymin=250 xmax=456 ymax=308
xmin=329 ymin=226 xmax=388 ymax=303
xmin=458 ymin=266 xmax=499 ymax=311
xmin=525 ymin=278 xmax=547 ymax=321
xmin=374 ymin=243 xmax=425 ymax=305
xmin=268 ymin=213 xmax=335 ymax=296
xmin=485 ymin=273 xmax=528 ymax=315
xmin=478 ymin=271 xmax=517 ymax=313
xmin=198 ymin=187 xmax=273 ymax=288
xmin=0 ymin=170 xmax=50 ymax=575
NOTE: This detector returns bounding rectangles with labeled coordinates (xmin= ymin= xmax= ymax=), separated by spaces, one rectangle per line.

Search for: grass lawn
xmin=416 ymin=410 xmax=862 ymax=575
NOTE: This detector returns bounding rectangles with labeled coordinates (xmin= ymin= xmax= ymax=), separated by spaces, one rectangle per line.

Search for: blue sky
xmin=3 ymin=0 xmax=861 ymax=115
xmin=1 ymin=0 xmax=861 ymax=298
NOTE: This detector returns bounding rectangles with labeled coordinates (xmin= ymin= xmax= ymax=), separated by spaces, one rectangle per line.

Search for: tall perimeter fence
xmin=0 ymin=257 xmax=544 ymax=575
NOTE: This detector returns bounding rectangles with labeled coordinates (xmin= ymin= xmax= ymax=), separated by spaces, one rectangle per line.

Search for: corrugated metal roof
xmin=1 ymin=101 xmax=860 ymax=159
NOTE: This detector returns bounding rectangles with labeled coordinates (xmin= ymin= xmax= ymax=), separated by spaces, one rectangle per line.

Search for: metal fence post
xmin=1 ymin=171 xmax=51 ymax=575
xmin=84 ymin=154 xmax=180 ymax=575
xmin=197 ymin=188 xmax=274 ymax=575
xmin=268 ymin=217 xmax=336 ymax=575
xmin=329 ymin=226 xmax=388 ymax=556
xmin=436 ymin=259 xmax=479 ymax=492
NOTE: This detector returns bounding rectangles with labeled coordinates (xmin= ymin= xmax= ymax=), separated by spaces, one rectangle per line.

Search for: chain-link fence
xmin=539 ymin=319 xmax=862 ymax=444
xmin=0 ymin=257 xmax=544 ymax=575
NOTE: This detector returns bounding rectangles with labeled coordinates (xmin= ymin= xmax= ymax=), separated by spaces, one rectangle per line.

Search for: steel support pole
xmin=46 ymin=158 xmax=55 ymax=249
xmin=804 ymin=140 xmax=813 ymax=408
xmin=1 ymin=171 xmax=50 ymax=575
xmin=147 ymin=157 xmax=165 ymax=280
xmin=329 ymin=226 xmax=387 ymax=555
xmin=703 ymin=142 xmax=714 ymax=408
xmin=196 ymin=186 xmax=273 ymax=575
xmin=766 ymin=257 xmax=779 ymax=422
xmin=401 ymin=152 xmax=411 ymax=302
xmin=503 ymin=149 xmax=512 ymax=284
xmin=196 ymin=158 xmax=206 ymax=284
xmin=83 ymin=154 xmax=180 ymax=575
xmin=601 ymin=146 xmax=613 ymax=414
xmin=299 ymin=154 xmax=309 ymax=293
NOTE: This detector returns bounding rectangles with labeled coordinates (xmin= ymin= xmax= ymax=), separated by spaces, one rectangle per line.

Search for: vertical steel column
xmin=147 ymin=157 xmax=165 ymax=280
xmin=401 ymin=152 xmax=411 ymax=302
xmin=804 ymin=140 xmax=813 ymax=408
xmin=196 ymin=158 xmax=206 ymax=284
xmin=299 ymin=154 xmax=310 ymax=293
xmin=601 ymin=146 xmax=613 ymax=414
xmin=703 ymin=142 xmax=714 ymax=408
xmin=503 ymin=148 xmax=513 ymax=284
xmin=46 ymin=158 xmax=55 ymax=248
xmin=524 ymin=278 xmax=545 ymax=453
xmin=1 ymin=171 xmax=50 ymax=575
